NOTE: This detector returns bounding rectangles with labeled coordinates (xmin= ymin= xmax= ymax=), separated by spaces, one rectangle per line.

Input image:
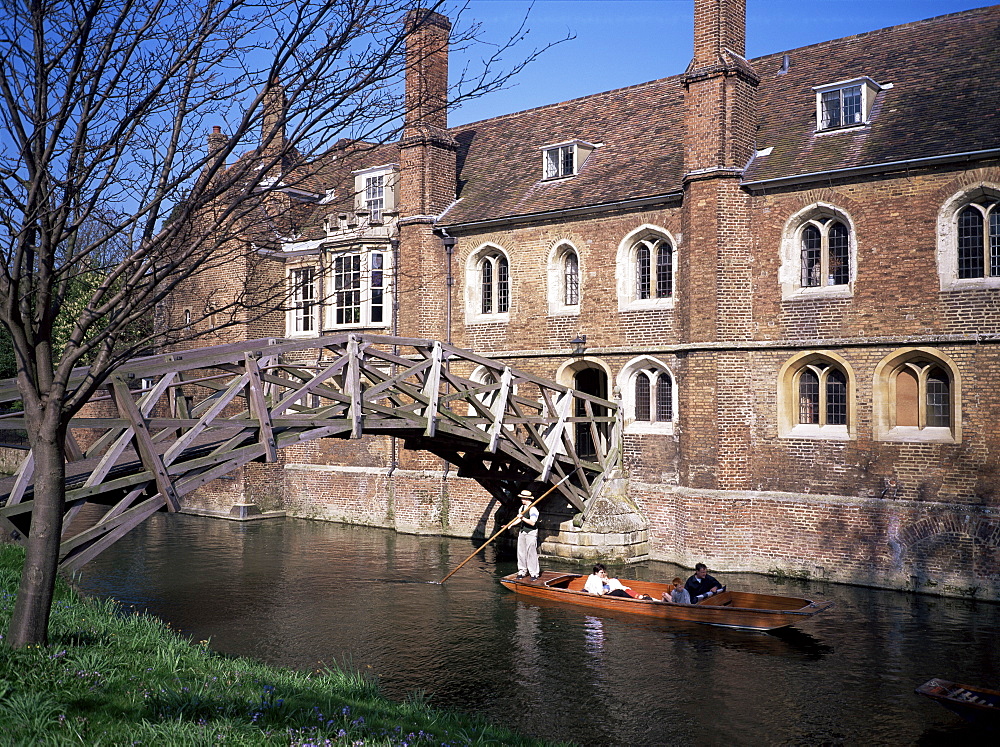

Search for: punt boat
xmin=915 ymin=678 xmax=1000 ymax=726
xmin=499 ymin=570 xmax=833 ymax=631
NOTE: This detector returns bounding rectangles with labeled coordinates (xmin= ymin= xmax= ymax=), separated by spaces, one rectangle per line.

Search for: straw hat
xmin=517 ymin=489 xmax=533 ymax=500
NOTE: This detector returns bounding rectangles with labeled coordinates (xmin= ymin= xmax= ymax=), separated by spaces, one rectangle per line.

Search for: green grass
xmin=0 ymin=545 xmax=553 ymax=746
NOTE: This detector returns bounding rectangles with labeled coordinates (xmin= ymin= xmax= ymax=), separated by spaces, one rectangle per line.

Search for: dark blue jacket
xmin=685 ymin=573 xmax=722 ymax=600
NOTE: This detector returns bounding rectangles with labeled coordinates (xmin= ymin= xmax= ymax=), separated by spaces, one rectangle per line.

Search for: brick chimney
xmin=397 ymin=8 xmax=458 ymax=342
xmin=677 ymin=0 xmax=757 ymax=493
xmin=261 ymin=78 xmax=287 ymax=161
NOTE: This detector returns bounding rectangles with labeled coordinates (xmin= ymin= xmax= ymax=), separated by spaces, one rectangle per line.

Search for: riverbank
xmin=0 ymin=545 xmax=550 ymax=745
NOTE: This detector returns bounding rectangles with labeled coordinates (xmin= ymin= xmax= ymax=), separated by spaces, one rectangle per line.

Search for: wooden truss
xmin=0 ymin=334 xmax=621 ymax=571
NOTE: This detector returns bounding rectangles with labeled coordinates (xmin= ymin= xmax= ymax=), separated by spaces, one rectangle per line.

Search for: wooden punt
xmin=916 ymin=678 xmax=1000 ymax=726
xmin=499 ymin=570 xmax=833 ymax=631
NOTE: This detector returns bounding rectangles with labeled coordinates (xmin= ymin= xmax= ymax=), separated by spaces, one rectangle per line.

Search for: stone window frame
xmin=616 ymin=224 xmax=677 ymax=312
xmin=873 ymin=347 xmax=961 ymax=444
xmin=286 ymin=264 xmax=320 ymax=338
xmin=936 ymin=183 xmax=1000 ymax=291
xmin=325 ymin=246 xmax=391 ymax=330
xmin=779 ymin=202 xmax=857 ymax=301
xmin=464 ymin=243 xmax=511 ymax=324
xmin=547 ymin=241 xmax=582 ymax=316
xmin=617 ymin=356 xmax=676 ymax=435
xmin=777 ymin=351 xmax=855 ymax=441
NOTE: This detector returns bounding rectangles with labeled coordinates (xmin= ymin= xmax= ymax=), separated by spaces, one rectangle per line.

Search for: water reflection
xmin=75 ymin=513 xmax=1000 ymax=746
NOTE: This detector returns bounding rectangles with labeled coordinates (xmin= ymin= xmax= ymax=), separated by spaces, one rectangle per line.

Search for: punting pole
xmin=438 ymin=470 xmax=578 ymax=584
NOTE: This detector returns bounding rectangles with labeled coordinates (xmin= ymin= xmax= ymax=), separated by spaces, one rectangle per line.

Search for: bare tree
xmin=0 ymin=0 xmax=559 ymax=647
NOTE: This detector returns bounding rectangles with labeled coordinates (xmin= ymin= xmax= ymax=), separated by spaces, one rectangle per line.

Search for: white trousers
xmin=517 ymin=529 xmax=539 ymax=577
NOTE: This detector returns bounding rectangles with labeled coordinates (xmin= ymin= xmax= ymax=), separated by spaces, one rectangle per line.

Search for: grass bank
xmin=0 ymin=545 xmax=549 ymax=745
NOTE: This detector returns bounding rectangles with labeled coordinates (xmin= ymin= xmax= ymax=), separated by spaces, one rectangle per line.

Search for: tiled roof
xmin=440 ymin=5 xmax=999 ymax=225
xmin=745 ymin=5 xmax=1000 ymax=183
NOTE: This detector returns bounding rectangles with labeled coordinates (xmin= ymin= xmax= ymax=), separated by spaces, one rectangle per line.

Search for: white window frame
xmin=287 ymin=266 xmax=319 ymax=337
xmin=618 ymin=357 xmax=676 ymax=435
xmin=325 ymin=248 xmax=391 ymax=330
xmin=352 ymin=164 xmax=398 ymax=223
xmin=465 ymin=244 xmax=511 ymax=324
xmin=616 ymin=225 xmax=677 ymax=311
xmin=779 ymin=203 xmax=857 ymax=301
xmin=812 ymin=77 xmax=888 ymax=132
xmin=547 ymin=241 xmax=582 ymax=316
xmin=540 ymin=139 xmax=596 ymax=180
xmin=937 ymin=185 xmax=1000 ymax=291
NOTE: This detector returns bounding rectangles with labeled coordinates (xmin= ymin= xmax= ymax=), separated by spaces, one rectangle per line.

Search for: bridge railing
xmin=0 ymin=334 xmax=620 ymax=570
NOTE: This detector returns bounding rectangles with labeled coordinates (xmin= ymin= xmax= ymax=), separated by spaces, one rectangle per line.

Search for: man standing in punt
xmin=513 ymin=489 xmax=540 ymax=580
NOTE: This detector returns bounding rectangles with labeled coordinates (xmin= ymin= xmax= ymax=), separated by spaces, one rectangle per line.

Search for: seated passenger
xmin=685 ymin=563 xmax=725 ymax=602
xmin=584 ymin=563 xmax=633 ymax=598
xmin=661 ymin=576 xmax=691 ymax=604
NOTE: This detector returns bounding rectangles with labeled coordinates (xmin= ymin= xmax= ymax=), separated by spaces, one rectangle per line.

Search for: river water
xmin=74 ymin=514 xmax=999 ymax=746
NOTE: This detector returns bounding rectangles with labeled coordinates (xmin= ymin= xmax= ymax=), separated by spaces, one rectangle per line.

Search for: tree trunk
xmin=7 ymin=418 xmax=67 ymax=648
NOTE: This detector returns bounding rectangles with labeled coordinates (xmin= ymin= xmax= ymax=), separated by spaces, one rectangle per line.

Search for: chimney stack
xmin=692 ymin=0 xmax=746 ymax=67
xmin=404 ymin=8 xmax=451 ymax=136
xmin=261 ymin=78 xmax=287 ymax=158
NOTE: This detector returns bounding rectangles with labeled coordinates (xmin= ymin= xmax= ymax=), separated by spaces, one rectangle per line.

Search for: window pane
xmin=561 ymin=146 xmax=575 ymax=176
xmin=957 ymin=206 xmax=984 ymax=279
xmin=564 ymin=252 xmax=579 ymax=306
xmin=990 ymin=208 xmax=1000 ymax=277
xmin=481 ymin=259 xmax=493 ymax=314
xmin=370 ymin=253 xmax=384 ymax=324
xmin=497 ymin=256 xmax=509 ymax=313
xmin=801 ymin=225 xmax=822 ymax=287
xmin=655 ymin=242 xmax=673 ymax=298
xmin=292 ymin=267 xmax=316 ymax=332
xmin=895 ymin=369 xmax=919 ymax=427
xmin=334 ymin=256 xmax=361 ymax=325
xmin=926 ymin=367 xmax=951 ymax=427
xmin=843 ymin=85 xmax=862 ymax=125
xmin=826 ymin=368 xmax=847 ymax=425
xmin=544 ymin=149 xmax=559 ymax=179
xmin=636 ymin=244 xmax=651 ymax=299
xmin=366 ymin=176 xmax=384 ymax=222
xmin=635 ymin=375 xmax=650 ymax=422
xmin=828 ymin=222 xmax=850 ymax=285
xmin=821 ymin=90 xmax=841 ymax=128
xmin=798 ymin=369 xmax=819 ymax=424
xmin=656 ymin=374 xmax=672 ymax=422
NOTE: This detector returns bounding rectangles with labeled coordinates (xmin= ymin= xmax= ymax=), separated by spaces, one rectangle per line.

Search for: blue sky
xmin=451 ymin=0 xmax=990 ymax=125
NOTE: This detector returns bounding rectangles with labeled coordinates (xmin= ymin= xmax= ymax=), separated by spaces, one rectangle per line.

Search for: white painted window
xmin=547 ymin=242 xmax=581 ymax=316
xmin=289 ymin=267 xmax=318 ymax=335
xmin=540 ymin=140 xmax=596 ymax=180
xmin=329 ymin=250 xmax=389 ymax=328
xmin=813 ymin=78 xmax=887 ymax=132
xmin=466 ymin=244 xmax=511 ymax=323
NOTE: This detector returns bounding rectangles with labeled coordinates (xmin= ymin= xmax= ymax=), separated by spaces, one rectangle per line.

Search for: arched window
xmin=780 ymin=205 xmax=856 ymax=299
xmin=874 ymin=349 xmax=960 ymax=443
xmin=564 ymin=251 xmax=579 ymax=306
xmin=616 ymin=227 xmax=677 ymax=310
xmin=778 ymin=353 xmax=854 ymax=439
xmin=937 ymin=186 xmax=1000 ymax=290
xmin=620 ymin=357 xmax=676 ymax=434
xmin=956 ymin=199 xmax=1000 ymax=279
xmin=635 ymin=236 xmax=673 ymax=300
xmin=466 ymin=245 xmax=511 ymax=321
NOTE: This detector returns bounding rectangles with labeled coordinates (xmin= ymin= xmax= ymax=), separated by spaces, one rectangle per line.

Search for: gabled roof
xmin=440 ymin=4 xmax=999 ymax=226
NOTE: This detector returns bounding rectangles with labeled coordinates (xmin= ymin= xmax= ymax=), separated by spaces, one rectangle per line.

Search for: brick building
xmin=168 ymin=1 xmax=1000 ymax=599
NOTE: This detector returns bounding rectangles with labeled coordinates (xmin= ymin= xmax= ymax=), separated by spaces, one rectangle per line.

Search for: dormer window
xmin=541 ymin=140 xmax=596 ymax=179
xmin=813 ymin=78 xmax=889 ymax=132
xmin=352 ymin=164 xmax=398 ymax=222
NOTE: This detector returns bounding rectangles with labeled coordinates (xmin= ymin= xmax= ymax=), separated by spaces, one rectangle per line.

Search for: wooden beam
xmin=244 ymin=354 xmax=277 ymax=462
xmin=109 ymin=378 xmax=181 ymax=512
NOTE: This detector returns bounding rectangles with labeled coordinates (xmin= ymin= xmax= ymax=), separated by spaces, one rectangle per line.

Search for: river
xmin=74 ymin=513 xmax=999 ymax=745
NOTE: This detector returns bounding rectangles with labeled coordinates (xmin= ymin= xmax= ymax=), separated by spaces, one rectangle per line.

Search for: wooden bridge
xmin=0 ymin=334 xmax=620 ymax=571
